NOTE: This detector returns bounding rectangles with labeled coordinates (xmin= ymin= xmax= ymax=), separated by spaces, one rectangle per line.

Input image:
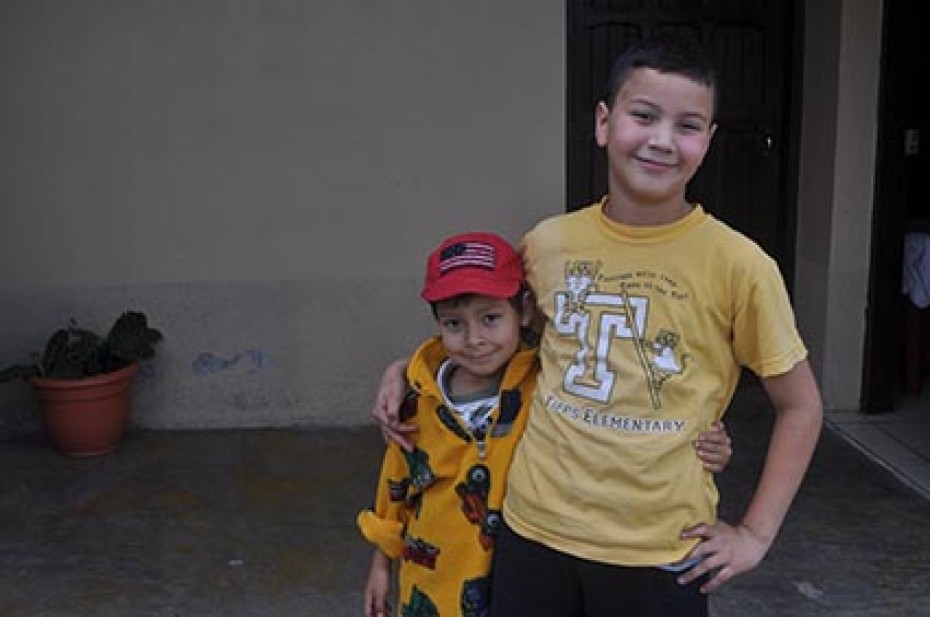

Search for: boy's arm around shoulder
xmin=679 ymin=359 xmax=822 ymax=593
xmin=370 ymin=357 xmax=417 ymax=451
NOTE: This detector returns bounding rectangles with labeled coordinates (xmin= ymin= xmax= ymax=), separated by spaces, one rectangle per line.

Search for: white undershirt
xmin=436 ymin=359 xmax=499 ymax=434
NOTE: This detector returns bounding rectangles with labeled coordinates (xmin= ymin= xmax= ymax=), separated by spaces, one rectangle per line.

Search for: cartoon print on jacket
xmin=455 ymin=464 xmax=500 ymax=551
xmin=460 ymin=575 xmax=491 ymax=617
xmin=403 ymin=447 xmax=436 ymax=491
xmin=403 ymin=585 xmax=438 ymax=617
xmin=403 ymin=535 xmax=440 ymax=570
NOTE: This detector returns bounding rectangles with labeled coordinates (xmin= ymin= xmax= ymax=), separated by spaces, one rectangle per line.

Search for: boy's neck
xmin=446 ymin=363 xmax=503 ymax=399
xmin=603 ymin=193 xmax=693 ymax=226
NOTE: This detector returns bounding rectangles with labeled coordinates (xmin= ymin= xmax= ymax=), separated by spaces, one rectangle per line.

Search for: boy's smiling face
xmin=595 ymin=68 xmax=716 ymax=224
xmin=434 ymin=294 xmax=530 ymax=387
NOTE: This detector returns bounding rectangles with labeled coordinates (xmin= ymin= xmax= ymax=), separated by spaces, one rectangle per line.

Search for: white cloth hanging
xmin=902 ymin=232 xmax=930 ymax=308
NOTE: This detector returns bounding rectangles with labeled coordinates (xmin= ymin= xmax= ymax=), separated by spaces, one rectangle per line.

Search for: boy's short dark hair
xmin=603 ymin=32 xmax=717 ymax=115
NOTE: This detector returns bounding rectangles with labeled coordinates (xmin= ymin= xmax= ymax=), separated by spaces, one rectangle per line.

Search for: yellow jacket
xmin=358 ymin=336 xmax=537 ymax=615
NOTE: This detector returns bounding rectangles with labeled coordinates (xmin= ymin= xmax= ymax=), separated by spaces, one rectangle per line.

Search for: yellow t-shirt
xmin=503 ymin=199 xmax=807 ymax=566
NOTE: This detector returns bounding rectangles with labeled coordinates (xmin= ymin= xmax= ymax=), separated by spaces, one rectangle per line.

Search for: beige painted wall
xmin=1 ymin=0 xmax=885 ymax=433
xmin=795 ymin=0 xmax=882 ymax=411
xmin=0 ymin=1 xmax=565 ymax=433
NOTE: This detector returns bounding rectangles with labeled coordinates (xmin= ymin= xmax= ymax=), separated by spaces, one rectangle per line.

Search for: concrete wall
xmin=0 ymin=1 xmax=565 ymax=433
xmin=795 ymin=0 xmax=882 ymax=411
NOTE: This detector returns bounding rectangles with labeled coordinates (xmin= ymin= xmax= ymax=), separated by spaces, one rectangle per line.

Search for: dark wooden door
xmin=567 ymin=0 xmax=800 ymax=277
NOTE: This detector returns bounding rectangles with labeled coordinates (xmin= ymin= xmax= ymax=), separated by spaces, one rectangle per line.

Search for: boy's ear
xmin=594 ymin=101 xmax=611 ymax=148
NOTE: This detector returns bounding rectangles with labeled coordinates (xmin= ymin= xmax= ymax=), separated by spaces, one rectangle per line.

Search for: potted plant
xmin=1 ymin=311 xmax=162 ymax=457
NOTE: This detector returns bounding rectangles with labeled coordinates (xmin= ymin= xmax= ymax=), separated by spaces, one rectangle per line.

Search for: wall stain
xmin=193 ymin=349 xmax=271 ymax=376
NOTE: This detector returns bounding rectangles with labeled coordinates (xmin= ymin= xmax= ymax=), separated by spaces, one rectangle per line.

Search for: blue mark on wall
xmin=193 ymin=350 xmax=271 ymax=376
xmin=192 ymin=353 xmax=240 ymax=376
xmin=243 ymin=349 xmax=271 ymax=371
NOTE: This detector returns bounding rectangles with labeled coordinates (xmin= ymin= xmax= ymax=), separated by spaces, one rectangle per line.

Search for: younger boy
xmin=358 ymin=232 xmax=537 ymax=616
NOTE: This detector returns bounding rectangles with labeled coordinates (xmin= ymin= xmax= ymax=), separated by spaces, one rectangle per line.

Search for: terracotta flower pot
xmin=30 ymin=362 xmax=139 ymax=457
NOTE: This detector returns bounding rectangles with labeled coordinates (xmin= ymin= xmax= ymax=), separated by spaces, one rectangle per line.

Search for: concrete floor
xmin=2 ymin=384 xmax=930 ymax=617
xmin=827 ymin=392 xmax=930 ymax=501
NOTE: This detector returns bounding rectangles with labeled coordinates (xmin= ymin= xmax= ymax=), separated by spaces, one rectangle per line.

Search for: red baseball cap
xmin=421 ymin=232 xmax=524 ymax=302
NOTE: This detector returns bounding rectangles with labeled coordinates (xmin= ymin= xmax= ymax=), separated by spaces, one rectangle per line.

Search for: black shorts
xmin=489 ymin=520 xmax=708 ymax=617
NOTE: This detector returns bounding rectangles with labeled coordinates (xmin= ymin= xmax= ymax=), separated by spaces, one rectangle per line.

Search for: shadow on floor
xmin=2 ymin=384 xmax=929 ymax=616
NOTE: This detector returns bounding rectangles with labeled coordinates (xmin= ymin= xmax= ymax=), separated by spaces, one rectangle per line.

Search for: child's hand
xmin=370 ymin=358 xmax=417 ymax=452
xmin=364 ymin=551 xmax=393 ymax=617
xmin=694 ymin=421 xmax=732 ymax=473
xmin=676 ymin=520 xmax=770 ymax=593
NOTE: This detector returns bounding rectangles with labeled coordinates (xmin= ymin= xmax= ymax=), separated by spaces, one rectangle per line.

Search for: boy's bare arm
xmin=678 ymin=359 xmax=823 ymax=593
xmin=742 ymin=359 xmax=823 ymax=547
xmin=370 ymin=358 xmax=416 ymax=451
xmin=364 ymin=549 xmax=393 ymax=617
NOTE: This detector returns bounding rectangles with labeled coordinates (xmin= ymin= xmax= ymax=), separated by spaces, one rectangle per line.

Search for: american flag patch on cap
xmin=438 ymin=241 xmax=495 ymax=274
